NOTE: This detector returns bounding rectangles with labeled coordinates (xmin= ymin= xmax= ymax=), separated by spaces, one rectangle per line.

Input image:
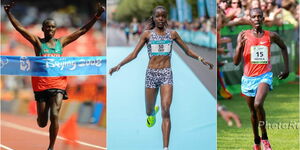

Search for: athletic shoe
xmin=146 ymin=106 xmax=159 ymax=127
xmin=261 ymin=139 xmax=272 ymax=150
xmin=253 ymin=144 xmax=261 ymax=150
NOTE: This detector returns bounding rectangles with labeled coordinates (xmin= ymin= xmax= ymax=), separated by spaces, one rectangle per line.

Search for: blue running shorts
xmin=241 ymin=72 xmax=273 ymax=97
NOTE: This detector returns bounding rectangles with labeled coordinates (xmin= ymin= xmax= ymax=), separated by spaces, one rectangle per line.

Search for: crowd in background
xmin=217 ymin=0 xmax=299 ymax=28
xmin=169 ymin=18 xmax=216 ymax=33
xmin=110 ymin=16 xmax=216 ymax=47
xmin=1 ymin=2 xmax=106 ymax=104
xmin=216 ymin=0 xmax=299 ymax=100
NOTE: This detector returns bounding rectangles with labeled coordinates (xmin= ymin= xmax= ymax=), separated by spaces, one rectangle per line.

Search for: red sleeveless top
xmin=31 ymin=39 xmax=67 ymax=92
xmin=243 ymin=30 xmax=272 ymax=77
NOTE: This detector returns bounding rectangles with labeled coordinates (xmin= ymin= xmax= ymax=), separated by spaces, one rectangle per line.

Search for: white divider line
xmin=0 ymin=144 xmax=15 ymax=150
xmin=1 ymin=120 xmax=106 ymax=150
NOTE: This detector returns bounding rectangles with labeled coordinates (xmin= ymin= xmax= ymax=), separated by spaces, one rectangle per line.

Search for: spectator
xmin=226 ymin=0 xmax=243 ymax=20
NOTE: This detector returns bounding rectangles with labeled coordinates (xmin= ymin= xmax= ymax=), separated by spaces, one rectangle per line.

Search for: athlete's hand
xmin=201 ymin=60 xmax=214 ymax=70
xmin=219 ymin=109 xmax=242 ymax=128
xmin=95 ymin=3 xmax=105 ymax=18
xmin=278 ymin=71 xmax=289 ymax=80
xmin=4 ymin=1 xmax=15 ymax=13
xmin=109 ymin=65 xmax=121 ymax=76
xmin=274 ymin=8 xmax=282 ymax=15
xmin=240 ymin=30 xmax=247 ymax=46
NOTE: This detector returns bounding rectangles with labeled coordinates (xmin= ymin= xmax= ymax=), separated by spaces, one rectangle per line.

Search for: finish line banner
xmin=0 ymin=56 xmax=106 ymax=77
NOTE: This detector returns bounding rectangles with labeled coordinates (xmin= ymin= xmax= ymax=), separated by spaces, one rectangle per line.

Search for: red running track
xmin=0 ymin=113 xmax=106 ymax=150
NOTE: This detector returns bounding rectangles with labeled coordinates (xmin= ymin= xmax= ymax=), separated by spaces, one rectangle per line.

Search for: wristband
xmin=198 ymin=56 xmax=204 ymax=62
xmin=217 ymin=105 xmax=227 ymax=112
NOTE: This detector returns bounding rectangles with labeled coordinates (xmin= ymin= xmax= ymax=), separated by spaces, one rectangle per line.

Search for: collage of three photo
xmin=0 ymin=0 xmax=299 ymax=150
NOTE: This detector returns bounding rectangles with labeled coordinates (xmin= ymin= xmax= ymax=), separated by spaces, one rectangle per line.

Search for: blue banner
xmin=170 ymin=5 xmax=178 ymax=21
xmin=176 ymin=0 xmax=184 ymax=22
xmin=0 ymin=56 xmax=106 ymax=77
xmin=198 ymin=0 xmax=206 ymax=17
xmin=206 ymin=0 xmax=216 ymax=17
xmin=176 ymin=29 xmax=216 ymax=48
xmin=176 ymin=0 xmax=192 ymax=22
xmin=183 ymin=0 xmax=192 ymax=22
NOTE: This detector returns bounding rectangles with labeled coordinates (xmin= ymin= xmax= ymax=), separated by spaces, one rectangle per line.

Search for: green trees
xmin=113 ymin=0 xmax=176 ymax=22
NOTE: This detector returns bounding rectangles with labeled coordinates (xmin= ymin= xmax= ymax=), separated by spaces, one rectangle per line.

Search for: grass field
xmin=217 ymin=80 xmax=299 ymax=150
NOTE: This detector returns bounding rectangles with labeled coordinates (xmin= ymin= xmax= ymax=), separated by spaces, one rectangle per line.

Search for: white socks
xmin=163 ymin=147 xmax=168 ymax=150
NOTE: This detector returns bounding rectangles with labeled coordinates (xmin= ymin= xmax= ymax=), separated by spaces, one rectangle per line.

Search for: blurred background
xmin=108 ymin=0 xmax=216 ymax=48
xmin=107 ymin=0 xmax=217 ymax=95
xmin=217 ymin=0 xmax=299 ymax=149
xmin=107 ymin=0 xmax=217 ymax=150
xmin=1 ymin=0 xmax=107 ymax=149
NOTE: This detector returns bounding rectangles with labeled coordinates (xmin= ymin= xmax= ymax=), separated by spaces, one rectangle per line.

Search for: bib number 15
xmin=251 ymin=46 xmax=268 ymax=64
xmin=256 ymin=51 xmax=264 ymax=57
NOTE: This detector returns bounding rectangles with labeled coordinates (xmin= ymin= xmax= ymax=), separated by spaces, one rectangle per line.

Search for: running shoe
xmin=146 ymin=106 xmax=159 ymax=127
xmin=253 ymin=144 xmax=261 ymax=150
xmin=261 ymin=139 xmax=272 ymax=150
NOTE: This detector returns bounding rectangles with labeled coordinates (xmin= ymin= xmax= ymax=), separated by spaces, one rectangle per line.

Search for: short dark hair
xmin=42 ymin=18 xmax=55 ymax=26
xmin=250 ymin=8 xmax=264 ymax=16
xmin=146 ymin=6 xmax=168 ymax=30
xmin=230 ymin=0 xmax=242 ymax=8
xmin=152 ymin=6 xmax=167 ymax=16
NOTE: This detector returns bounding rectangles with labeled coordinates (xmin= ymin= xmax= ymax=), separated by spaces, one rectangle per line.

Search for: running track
xmin=107 ymin=47 xmax=216 ymax=150
xmin=1 ymin=113 xmax=106 ymax=150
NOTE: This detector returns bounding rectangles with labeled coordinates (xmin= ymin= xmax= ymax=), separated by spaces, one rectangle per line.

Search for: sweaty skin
xmin=4 ymin=2 xmax=104 ymax=150
xmin=109 ymin=7 xmax=213 ymax=149
xmin=109 ymin=9 xmax=213 ymax=74
xmin=233 ymin=8 xmax=289 ymax=145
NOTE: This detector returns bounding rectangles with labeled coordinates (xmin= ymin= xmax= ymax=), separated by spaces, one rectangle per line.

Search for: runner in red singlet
xmin=4 ymin=2 xmax=105 ymax=150
xmin=233 ymin=8 xmax=289 ymax=150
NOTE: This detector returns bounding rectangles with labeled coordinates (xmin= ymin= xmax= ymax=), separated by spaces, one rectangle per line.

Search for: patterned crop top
xmin=146 ymin=29 xmax=173 ymax=58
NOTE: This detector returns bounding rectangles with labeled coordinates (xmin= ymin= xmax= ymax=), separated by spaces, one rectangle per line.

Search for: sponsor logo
xmin=20 ymin=56 xmax=30 ymax=71
xmin=42 ymin=53 xmax=60 ymax=57
xmin=259 ymin=41 xmax=267 ymax=44
xmin=0 ymin=57 xmax=9 ymax=68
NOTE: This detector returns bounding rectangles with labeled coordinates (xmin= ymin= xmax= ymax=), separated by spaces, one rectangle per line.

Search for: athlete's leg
xmin=245 ymin=96 xmax=260 ymax=144
xmin=160 ymin=84 xmax=173 ymax=148
xmin=145 ymin=88 xmax=159 ymax=116
xmin=254 ymin=83 xmax=269 ymax=140
xmin=48 ymin=93 xmax=63 ymax=150
xmin=36 ymin=101 xmax=50 ymax=128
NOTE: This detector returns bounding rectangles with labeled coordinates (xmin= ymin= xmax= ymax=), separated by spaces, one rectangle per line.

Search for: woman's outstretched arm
xmin=109 ymin=30 xmax=150 ymax=75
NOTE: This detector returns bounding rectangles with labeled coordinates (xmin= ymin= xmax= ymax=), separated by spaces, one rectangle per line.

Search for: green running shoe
xmin=146 ymin=106 xmax=159 ymax=127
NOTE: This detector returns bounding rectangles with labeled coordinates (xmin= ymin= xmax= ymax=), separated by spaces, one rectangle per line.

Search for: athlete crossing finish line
xmin=109 ymin=6 xmax=214 ymax=150
xmin=233 ymin=8 xmax=289 ymax=150
xmin=4 ymin=2 xmax=105 ymax=150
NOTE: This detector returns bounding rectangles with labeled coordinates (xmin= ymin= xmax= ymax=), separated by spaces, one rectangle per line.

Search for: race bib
xmin=250 ymin=46 xmax=268 ymax=64
xmin=150 ymin=40 xmax=171 ymax=55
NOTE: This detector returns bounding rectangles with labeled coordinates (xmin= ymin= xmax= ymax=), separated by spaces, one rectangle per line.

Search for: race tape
xmin=0 ymin=56 xmax=106 ymax=76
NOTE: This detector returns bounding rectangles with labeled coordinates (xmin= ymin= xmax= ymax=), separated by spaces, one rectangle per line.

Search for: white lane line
xmin=1 ymin=120 xmax=106 ymax=150
xmin=0 ymin=144 xmax=15 ymax=150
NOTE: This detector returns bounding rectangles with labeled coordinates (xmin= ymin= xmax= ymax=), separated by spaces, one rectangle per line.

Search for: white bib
xmin=250 ymin=45 xmax=268 ymax=64
xmin=150 ymin=40 xmax=171 ymax=55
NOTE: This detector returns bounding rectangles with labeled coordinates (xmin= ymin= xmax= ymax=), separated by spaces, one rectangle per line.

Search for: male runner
xmin=233 ymin=8 xmax=289 ymax=150
xmin=4 ymin=2 xmax=104 ymax=150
